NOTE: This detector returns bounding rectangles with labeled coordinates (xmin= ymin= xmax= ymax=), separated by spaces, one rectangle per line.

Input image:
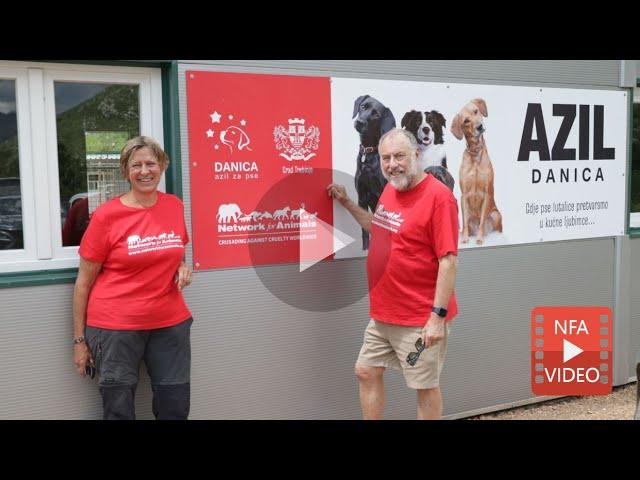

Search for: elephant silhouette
xmin=127 ymin=235 xmax=141 ymax=246
xmin=217 ymin=203 xmax=242 ymax=223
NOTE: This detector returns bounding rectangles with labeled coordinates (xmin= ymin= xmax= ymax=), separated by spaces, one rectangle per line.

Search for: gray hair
xmin=119 ymin=135 xmax=169 ymax=179
xmin=378 ymin=127 xmax=419 ymax=153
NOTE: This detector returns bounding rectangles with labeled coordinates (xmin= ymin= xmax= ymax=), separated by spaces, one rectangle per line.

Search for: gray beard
xmin=389 ymin=173 xmax=414 ymax=191
xmin=383 ymin=158 xmax=421 ymax=191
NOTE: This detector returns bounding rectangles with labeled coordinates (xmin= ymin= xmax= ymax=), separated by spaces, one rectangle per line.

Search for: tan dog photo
xmin=451 ymin=98 xmax=502 ymax=245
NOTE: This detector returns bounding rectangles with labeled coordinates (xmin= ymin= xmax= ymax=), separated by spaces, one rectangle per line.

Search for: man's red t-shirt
xmin=79 ymin=192 xmax=192 ymax=330
xmin=367 ymin=175 xmax=459 ymax=327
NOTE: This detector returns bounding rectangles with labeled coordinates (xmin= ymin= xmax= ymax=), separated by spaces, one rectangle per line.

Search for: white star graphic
xmin=206 ymin=129 xmax=214 ymax=138
xmin=210 ymin=111 xmax=221 ymax=123
xmin=228 ymin=115 xmax=234 ymax=120
xmin=240 ymin=119 xmax=246 ymax=126
xmin=214 ymin=145 xmax=219 ymax=150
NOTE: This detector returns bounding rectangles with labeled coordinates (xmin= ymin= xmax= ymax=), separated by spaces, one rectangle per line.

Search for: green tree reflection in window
xmin=56 ymin=83 xmax=140 ymax=200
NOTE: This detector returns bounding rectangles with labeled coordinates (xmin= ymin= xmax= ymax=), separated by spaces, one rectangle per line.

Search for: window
xmin=0 ymin=79 xmax=22 ymax=250
xmin=0 ymin=62 xmax=164 ymax=273
xmin=54 ymin=83 xmax=140 ymax=247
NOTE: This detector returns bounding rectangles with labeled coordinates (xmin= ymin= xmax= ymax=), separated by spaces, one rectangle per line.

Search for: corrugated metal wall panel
xmin=185 ymin=239 xmax=614 ymax=418
xmin=187 ymin=262 xmax=370 ymax=419
xmin=0 ymin=283 xmax=155 ymax=419
xmin=178 ymin=60 xmax=621 ymax=88
xmin=0 ymin=237 xmax=615 ymax=419
xmin=446 ymin=238 xmax=614 ymax=416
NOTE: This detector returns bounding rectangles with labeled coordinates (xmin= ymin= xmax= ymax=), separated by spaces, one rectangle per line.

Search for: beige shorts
xmin=356 ymin=319 xmax=451 ymax=390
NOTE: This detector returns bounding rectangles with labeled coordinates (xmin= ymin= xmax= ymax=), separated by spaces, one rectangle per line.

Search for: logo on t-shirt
xmin=372 ymin=204 xmax=404 ymax=233
xmin=126 ymin=231 xmax=184 ymax=255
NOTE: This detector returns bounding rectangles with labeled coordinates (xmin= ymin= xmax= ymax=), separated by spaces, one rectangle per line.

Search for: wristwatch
xmin=432 ymin=307 xmax=447 ymax=318
xmin=73 ymin=335 xmax=85 ymax=345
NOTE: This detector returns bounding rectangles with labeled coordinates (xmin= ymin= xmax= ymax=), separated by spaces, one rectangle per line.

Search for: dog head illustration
xmin=450 ymin=98 xmax=488 ymax=141
xmin=220 ymin=126 xmax=252 ymax=153
xmin=352 ymin=95 xmax=395 ymax=140
xmin=401 ymin=110 xmax=446 ymax=147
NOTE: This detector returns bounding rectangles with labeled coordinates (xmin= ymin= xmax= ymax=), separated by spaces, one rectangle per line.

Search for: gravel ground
xmin=468 ymin=382 xmax=638 ymax=420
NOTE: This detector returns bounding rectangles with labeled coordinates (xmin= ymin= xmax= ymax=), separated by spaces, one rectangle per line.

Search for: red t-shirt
xmin=367 ymin=175 xmax=459 ymax=327
xmin=79 ymin=192 xmax=192 ymax=330
xmin=62 ymin=197 xmax=90 ymax=247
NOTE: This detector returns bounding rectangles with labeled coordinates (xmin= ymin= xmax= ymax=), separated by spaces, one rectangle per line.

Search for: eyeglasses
xmin=406 ymin=337 xmax=426 ymax=366
xmin=85 ymin=362 xmax=96 ymax=379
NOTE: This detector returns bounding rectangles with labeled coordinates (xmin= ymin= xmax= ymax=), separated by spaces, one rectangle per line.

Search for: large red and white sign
xmin=186 ymin=72 xmax=333 ymax=270
xmin=186 ymin=71 xmax=628 ymax=270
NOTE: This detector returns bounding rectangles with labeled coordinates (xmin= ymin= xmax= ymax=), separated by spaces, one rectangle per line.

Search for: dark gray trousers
xmin=85 ymin=317 xmax=192 ymax=420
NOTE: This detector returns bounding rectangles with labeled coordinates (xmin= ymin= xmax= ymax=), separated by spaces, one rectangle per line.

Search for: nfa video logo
xmin=531 ymin=306 xmax=612 ymax=396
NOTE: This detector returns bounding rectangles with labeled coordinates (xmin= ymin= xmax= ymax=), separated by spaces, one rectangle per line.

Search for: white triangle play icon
xmin=299 ymin=209 xmax=356 ymax=272
xmin=563 ymin=338 xmax=583 ymax=363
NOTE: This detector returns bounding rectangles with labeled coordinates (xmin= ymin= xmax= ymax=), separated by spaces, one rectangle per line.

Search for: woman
xmin=72 ymin=136 xmax=193 ymax=420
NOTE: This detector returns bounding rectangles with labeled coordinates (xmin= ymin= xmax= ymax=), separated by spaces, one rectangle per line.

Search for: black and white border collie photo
xmin=401 ymin=110 xmax=448 ymax=170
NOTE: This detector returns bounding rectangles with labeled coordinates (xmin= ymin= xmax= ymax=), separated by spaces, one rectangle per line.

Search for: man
xmin=327 ymin=128 xmax=459 ymax=419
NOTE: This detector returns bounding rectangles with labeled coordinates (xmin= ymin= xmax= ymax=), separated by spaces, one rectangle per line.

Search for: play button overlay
xmin=249 ymin=168 xmax=388 ymax=312
xmin=531 ymin=306 xmax=612 ymax=396
xmin=563 ymin=338 xmax=583 ymax=364
xmin=299 ymin=209 xmax=356 ymax=272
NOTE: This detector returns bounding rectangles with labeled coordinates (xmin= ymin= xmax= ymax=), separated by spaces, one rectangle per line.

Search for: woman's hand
xmin=74 ymin=342 xmax=93 ymax=377
xmin=175 ymin=262 xmax=192 ymax=290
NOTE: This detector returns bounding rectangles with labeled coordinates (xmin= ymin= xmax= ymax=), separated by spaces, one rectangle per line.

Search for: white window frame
xmin=0 ymin=67 xmax=37 ymax=267
xmin=0 ymin=62 xmax=164 ymax=273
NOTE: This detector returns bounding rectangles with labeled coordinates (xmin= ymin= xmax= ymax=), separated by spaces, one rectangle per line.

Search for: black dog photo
xmin=352 ymin=94 xmax=396 ymax=250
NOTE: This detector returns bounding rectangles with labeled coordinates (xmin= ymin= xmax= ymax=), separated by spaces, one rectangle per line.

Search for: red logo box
xmin=531 ymin=306 xmax=612 ymax=396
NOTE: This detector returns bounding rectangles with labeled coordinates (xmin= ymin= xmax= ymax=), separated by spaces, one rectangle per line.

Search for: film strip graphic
xmin=531 ymin=306 xmax=612 ymax=396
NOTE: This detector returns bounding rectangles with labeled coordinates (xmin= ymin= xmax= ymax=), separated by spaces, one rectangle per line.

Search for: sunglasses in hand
xmin=406 ymin=337 xmax=426 ymax=366
xmin=85 ymin=361 xmax=96 ymax=379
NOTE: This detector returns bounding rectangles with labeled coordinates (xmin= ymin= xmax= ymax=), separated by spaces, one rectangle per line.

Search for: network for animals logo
xmin=126 ymin=232 xmax=184 ymax=256
xmin=216 ymin=202 xmax=319 ymax=245
xmin=273 ymin=118 xmax=320 ymax=161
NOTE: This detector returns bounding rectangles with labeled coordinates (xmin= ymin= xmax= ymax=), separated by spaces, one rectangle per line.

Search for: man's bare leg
xmin=417 ymin=387 xmax=443 ymax=420
xmin=355 ymin=363 xmax=385 ymax=419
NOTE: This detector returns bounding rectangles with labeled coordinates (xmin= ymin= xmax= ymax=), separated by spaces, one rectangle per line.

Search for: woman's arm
xmin=72 ymin=258 xmax=102 ymax=376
